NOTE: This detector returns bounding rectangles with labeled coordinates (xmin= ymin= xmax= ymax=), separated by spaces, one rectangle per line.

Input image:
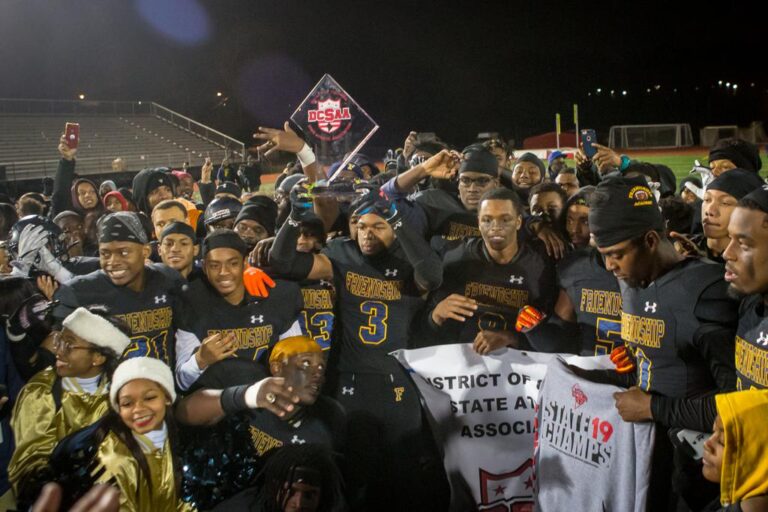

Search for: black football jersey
xmin=323 ymin=238 xmax=426 ymax=374
xmin=413 ymin=189 xmax=479 ymax=254
xmin=428 ymin=237 xmax=557 ymax=344
xmin=298 ymin=279 xmax=336 ymax=351
xmin=619 ymin=258 xmax=737 ymax=398
xmin=557 ymin=248 xmax=622 ymax=356
xmin=177 ymin=278 xmax=303 ymax=363
xmin=54 ymin=264 xmax=183 ymax=366
xmin=734 ymin=294 xmax=768 ymax=390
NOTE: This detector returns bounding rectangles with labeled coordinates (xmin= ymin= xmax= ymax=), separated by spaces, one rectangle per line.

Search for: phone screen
xmin=65 ymin=122 xmax=80 ymax=149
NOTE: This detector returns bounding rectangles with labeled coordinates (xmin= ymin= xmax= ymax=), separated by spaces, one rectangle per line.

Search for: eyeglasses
xmin=53 ymin=332 xmax=95 ymax=355
xmin=459 ymin=176 xmax=493 ymax=187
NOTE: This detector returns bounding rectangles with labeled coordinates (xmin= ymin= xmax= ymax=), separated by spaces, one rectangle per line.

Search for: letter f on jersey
xmin=644 ymin=301 xmax=657 ymax=313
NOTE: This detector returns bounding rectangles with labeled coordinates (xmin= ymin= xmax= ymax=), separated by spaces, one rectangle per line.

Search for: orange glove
xmin=515 ymin=305 xmax=545 ymax=333
xmin=243 ymin=267 xmax=276 ymax=298
xmin=610 ymin=345 xmax=636 ymax=374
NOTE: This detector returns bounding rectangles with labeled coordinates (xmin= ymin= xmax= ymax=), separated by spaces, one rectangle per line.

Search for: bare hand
xmin=669 ymin=231 xmax=703 ymax=258
xmin=250 ymin=236 xmax=275 ymax=268
xmin=58 ymin=135 xmax=77 ymax=161
xmin=195 ymin=332 xmax=237 ymax=369
xmin=421 ymin=149 xmax=462 ymax=179
xmin=432 ymin=294 xmax=477 ymax=326
xmin=257 ymin=377 xmax=300 ymax=418
xmin=402 ymin=131 xmax=418 ymax=160
xmin=537 ymin=225 xmax=567 ymax=260
xmin=201 ymin=157 xmax=213 ymax=183
xmin=592 ymin=143 xmax=621 ymax=173
xmin=253 ymin=122 xmax=305 ymax=157
xmin=473 ymin=330 xmax=517 ymax=355
xmin=613 ymin=386 xmax=653 ymax=422
xmin=574 ymin=146 xmax=591 ymax=170
xmin=36 ymin=275 xmax=58 ymax=301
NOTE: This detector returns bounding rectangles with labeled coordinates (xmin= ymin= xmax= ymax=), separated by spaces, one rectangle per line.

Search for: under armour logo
xmin=392 ymin=219 xmax=403 ymax=230
xmin=342 ymin=386 xmax=355 ymax=396
xmin=758 ymin=332 xmax=768 ymax=346
xmin=287 ymin=218 xmax=300 ymax=227
xmin=385 ymin=269 xmax=398 ymax=277
xmin=394 ymin=387 xmax=405 ymax=402
xmin=291 ymin=435 xmax=306 ymax=445
xmin=251 ymin=315 xmax=264 ymax=324
xmin=509 ymin=275 xmax=524 ymax=285
xmin=319 ymin=279 xmax=332 ymax=287
xmin=154 ymin=295 xmax=167 ymax=304
xmin=644 ymin=302 xmax=657 ymax=313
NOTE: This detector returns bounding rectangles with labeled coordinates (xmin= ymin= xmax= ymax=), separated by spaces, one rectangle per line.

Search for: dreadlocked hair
xmin=255 ymin=445 xmax=345 ymax=512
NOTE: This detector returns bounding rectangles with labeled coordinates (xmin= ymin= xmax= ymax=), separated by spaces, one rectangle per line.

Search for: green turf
xmin=564 ymin=154 xmax=768 ymax=182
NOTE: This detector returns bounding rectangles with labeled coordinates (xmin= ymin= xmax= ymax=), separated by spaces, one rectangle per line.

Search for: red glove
xmin=243 ymin=267 xmax=276 ymax=298
xmin=610 ymin=345 xmax=636 ymax=374
xmin=515 ymin=305 xmax=545 ymax=333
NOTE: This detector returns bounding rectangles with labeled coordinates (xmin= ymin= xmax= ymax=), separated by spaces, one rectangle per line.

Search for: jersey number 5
xmin=595 ymin=317 xmax=622 ymax=356
xmin=359 ymin=301 xmax=388 ymax=345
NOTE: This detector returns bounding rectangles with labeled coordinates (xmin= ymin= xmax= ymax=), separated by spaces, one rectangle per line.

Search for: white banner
xmin=393 ymin=344 xmax=611 ymax=512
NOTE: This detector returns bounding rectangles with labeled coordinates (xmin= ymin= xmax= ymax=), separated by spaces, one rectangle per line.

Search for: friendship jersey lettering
xmin=735 ymin=336 xmax=768 ymax=387
xmin=207 ymin=326 xmax=274 ymax=351
xmin=116 ymin=307 xmax=172 ymax=335
xmin=345 ymin=271 xmax=403 ymax=300
xmin=620 ymin=312 xmax=665 ymax=349
xmin=464 ymin=282 xmax=529 ymax=308
xmin=580 ymin=289 xmax=622 ymax=317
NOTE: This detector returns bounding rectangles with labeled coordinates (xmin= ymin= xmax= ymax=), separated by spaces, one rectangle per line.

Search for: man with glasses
xmin=381 ymin=146 xmax=497 ymax=249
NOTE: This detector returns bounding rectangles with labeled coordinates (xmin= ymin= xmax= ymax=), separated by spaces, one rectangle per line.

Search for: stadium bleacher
xmin=0 ymin=102 xmax=245 ymax=182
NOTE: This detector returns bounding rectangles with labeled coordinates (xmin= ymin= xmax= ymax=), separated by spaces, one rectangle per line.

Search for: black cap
xmin=709 ymin=138 xmax=762 ymax=172
xmin=216 ymin=181 xmax=242 ymax=198
xmin=589 ymin=175 xmax=665 ymax=248
xmin=204 ymin=196 xmax=242 ymax=226
xmin=459 ymin=147 xmax=498 ymax=177
xmin=201 ymin=229 xmax=247 ymax=259
xmin=707 ymin=169 xmax=764 ymax=200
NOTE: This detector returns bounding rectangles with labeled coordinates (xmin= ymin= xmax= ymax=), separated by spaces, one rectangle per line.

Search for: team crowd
xmin=0 ymin=123 xmax=766 ymax=512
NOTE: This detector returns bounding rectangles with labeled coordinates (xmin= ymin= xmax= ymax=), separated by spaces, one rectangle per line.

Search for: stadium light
xmin=646 ymin=88 xmax=651 ymax=93
xmin=216 ymin=91 xmax=223 ymax=97
xmin=621 ymin=90 xmax=627 ymax=96
xmin=596 ymin=88 xmax=602 ymax=93
xmin=751 ymin=83 xmax=756 ymax=87
xmin=726 ymin=82 xmax=731 ymax=87
xmin=78 ymin=93 xmax=85 ymax=100
xmin=654 ymin=84 xmax=661 ymax=90
xmin=718 ymin=80 xmax=723 ymax=85
xmin=733 ymin=84 xmax=738 ymax=90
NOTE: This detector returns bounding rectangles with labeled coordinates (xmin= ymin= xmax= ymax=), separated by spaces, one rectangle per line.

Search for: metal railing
xmin=0 ymin=98 xmax=152 ymax=116
xmin=149 ymin=102 xmax=246 ymax=159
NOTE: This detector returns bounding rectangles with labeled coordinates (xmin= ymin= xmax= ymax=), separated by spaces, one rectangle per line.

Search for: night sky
xmin=0 ymin=0 xmax=764 ymax=150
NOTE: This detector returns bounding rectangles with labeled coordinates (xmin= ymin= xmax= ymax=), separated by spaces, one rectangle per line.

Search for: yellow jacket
xmin=8 ymin=368 xmax=109 ymax=495
xmin=94 ymin=431 xmax=194 ymax=512
xmin=715 ymin=389 xmax=768 ymax=505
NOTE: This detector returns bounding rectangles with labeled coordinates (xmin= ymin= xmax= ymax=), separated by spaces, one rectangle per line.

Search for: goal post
xmin=608 ymin=124 xmax=694 ymax=149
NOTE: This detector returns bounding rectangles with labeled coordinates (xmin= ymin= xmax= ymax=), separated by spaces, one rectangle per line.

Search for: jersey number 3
xmin=359 ymin=301 xmax=388 ymax=345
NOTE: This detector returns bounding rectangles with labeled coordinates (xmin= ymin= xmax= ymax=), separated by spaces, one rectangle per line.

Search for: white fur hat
xmin=62 ymin=307 xmax=131 ymax=357
xmin=109 ymin=357 xmax=176 ymax=411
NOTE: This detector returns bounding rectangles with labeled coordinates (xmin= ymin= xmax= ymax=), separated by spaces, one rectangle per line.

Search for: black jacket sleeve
xmin=651 ymin=393 xmax=717 ymax=431
xmin=51 ymin=158 xmax=75 ymax=216
xmin=198 ymin=181 xmax=215 ymax=209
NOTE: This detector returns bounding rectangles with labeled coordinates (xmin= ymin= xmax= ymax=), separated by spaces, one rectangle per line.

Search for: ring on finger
xmin=266 ymin=392 xmax=277 ymax=404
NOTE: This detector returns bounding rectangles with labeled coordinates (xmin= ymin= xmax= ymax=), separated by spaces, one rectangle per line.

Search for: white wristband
xmin=296 ymin=143 xmax=316 ymax=167
xmin=244 ymin=379 xmax=265 ymax=408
